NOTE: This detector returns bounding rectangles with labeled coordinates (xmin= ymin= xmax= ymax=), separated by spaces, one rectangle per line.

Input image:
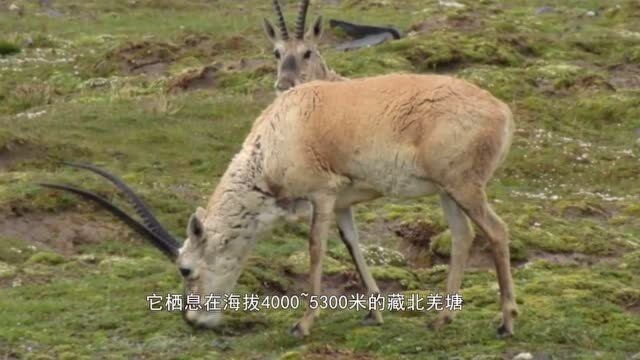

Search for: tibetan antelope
xmin=263 ymin=0 xmax=347 ymax=94
xmin=42 ymin=73 xmax=518 ymax=337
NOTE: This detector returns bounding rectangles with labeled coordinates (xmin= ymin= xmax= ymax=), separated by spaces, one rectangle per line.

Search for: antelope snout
xmin=275 ymin=78 xmax=295 ymax=93
xmin=183 ymin=309 xmax=224 ymax=329
xmin=179 ymin=266 xmax=192 ymax=278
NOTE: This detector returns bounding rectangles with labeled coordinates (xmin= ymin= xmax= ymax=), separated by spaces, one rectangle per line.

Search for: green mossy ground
xmin=1 ymin=0 xmax=639 ymax=359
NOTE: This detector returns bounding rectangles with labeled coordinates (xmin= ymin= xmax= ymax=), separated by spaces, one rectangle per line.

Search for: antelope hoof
xmin=361 ymin=310 xmax=383 ymax=326
xmin=497 ymin=324 xmax=514 ymax=338
xmin=290 ymin=322 xmax=309 ymax=338
xmin=429 ymin=314 xmax=452 ymax=331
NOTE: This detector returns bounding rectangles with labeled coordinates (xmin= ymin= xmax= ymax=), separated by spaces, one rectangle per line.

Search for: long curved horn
xmin=62 ymin=162 xmax=180 ymax=249
xmin=295 ymin=0 xmax=310 ymax=39
xmin=38 ymin=183 xmax=179 ymax=259
xmin=38 ymin=162 xmax=183 ymax=259
xmin=272 ymin=0 xmax=289 ymax=40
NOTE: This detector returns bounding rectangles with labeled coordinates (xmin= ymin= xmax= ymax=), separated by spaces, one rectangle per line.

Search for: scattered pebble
xmin=438 ymin=0 xmax=465 ymax=9
xmin=575 ymin=153 xmax=589 ymax=163
xmin=535 ymin=6 xmax=554 ymax=15
xmin=586 ymin=10 xmax=597 ymax=17
xmin=513 ymin=353 xmax=534 ymax=360
xmin=16 ymin=110 xmax=47 ymax=120
xmin=212 ymin=339 xmax=231 ymax=351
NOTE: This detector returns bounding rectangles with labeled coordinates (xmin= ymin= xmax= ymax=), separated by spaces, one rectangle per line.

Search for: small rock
xmin=44 ymin=8 xmax=63 ymax=18
xmin=212 ymin=339 xmax=231 ymax=351
xmin=586 ymin=10 xmax=597 ymax=17
xmin=9 ymin=3 xmax=24 ymax=15
xmin=535 ymin=6 xmax=554 ymax=15
xmin=0 ymin=262 xmax=17 ymax=278
xmin=513 ymin=353 xmax=534 ymax=360
xmin=438 ymin=0 xmax=465 ymax=9
xmin=77 ymin=254 xmax=98 ymax=264
xmin=630 ymin=352 xmax=640 ymax=360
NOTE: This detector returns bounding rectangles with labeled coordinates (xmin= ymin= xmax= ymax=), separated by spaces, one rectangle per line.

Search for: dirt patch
xmin=608 ymin=64 xmax=640 ymax=90
xmin=561 ymin=203 xmax=610 ymax=221
xmin=394 ymin=221 xmax=444 ymax=268
xmin=0 ymin=137 xmax=35 ymax=171
xmin=499 ymin=35 xmax=539 ymax=57
xmin=167 ymin=65 xmax=219 ymax=93
xmin=224 ymin=58 xmax=274 ymax=75
xmin=626 ymin=304 xmax=640 ymax=314
xmin=410 ymin=14 xmax=483 ymax=34
xmin=394 ymin=221 xmax=443 ymax=247
xmin=181 ymin=33 xmax=254 ymax=57
xmin=305 ymin=345 xmax=376 ymax=360
xmin=536 ymin=73 xmax=615 ymax=96
xmin=429 ymin=233 xmax=496 ymax=270
xmin=264 ymin=271 xmax=404 ymax=297
xmin=0 ymin=212 xmax=124 ymax=255
xmin=394 ymin=218 xmax=622 ymax=270
xmin=96 ymin=34 xmax=261 ymax=77
xmin=529 ymin=251 xmax=621 ymax=267
xmin=100 ymin=40 xmax=178 ymax=76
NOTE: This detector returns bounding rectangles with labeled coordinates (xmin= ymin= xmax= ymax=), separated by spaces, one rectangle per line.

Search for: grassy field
xmin=1 ymin=0 xmax=640 ymax=358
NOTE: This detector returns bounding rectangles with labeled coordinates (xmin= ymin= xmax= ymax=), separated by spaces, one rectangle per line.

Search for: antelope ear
xmin=306 ymin=16 xmax=323 ymax=42
xmin=263 ymin=18 xmax=278 ymax=42
xmin=187 ymin=208 xmax=206 ymax=241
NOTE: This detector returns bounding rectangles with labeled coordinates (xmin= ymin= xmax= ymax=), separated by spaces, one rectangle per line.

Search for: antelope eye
xmin=303 ymin=50 xmax=312 ymax=59
xmin=274 ymin=50 xmax=281 ymax=59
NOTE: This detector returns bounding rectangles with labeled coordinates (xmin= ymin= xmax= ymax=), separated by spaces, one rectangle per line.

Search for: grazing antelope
xmin=263 ymin=0 xmax=347 ymax=94
xmin=42 ymin=73 xmax=518 ymax=337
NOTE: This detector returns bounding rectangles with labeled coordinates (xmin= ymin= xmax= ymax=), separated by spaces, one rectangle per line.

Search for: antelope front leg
xmin=335 ymin=207 xmax=383 ymax=325
xmin=291 ymin=194 xmax=335 ymax=338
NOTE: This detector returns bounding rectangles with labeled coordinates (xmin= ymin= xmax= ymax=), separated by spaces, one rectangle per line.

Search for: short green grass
xmin=1 ymin=0 xmax=639 ymax=359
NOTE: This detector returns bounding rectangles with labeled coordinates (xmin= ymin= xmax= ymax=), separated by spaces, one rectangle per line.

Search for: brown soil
xmin=394 ymin=221 xmax=443 ymax=247
xmin=608 ymin=64 xmax=640 ymax=90
xmin=224 ymin=58 xmax=273 ymax=75
xmin=104 ymin=40 xmax=178 ymax=76
xmin=410 ymin=14 xmax=483 ymax=34
xmin=531 ymin=251 xmax=621 ymax=267
xmin=181 ymin=33 xmax=254 ymax=56
xmin=167 ymin=65 xmax=219 ymax=93
xmin=394 ymin=220 xmax=444 ymax=268
xmin=0 ymin=212 xmax=124 ymax=255
xmin=626 ymin=304 xmax=640 ymax=314
xmin=306 ymin=345 xmax=375 ymax=360
xmin=392 ymin=219 xmax=622 ymax=270
xmin=264 ymin=271 xmax=404 ymax=297
xmin=561 ymin=203 xmax=610 ymax=221
xmin=0 ymin=139 xmax=35 ymax=171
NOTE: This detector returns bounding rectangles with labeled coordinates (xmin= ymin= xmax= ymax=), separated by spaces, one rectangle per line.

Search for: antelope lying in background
xmin=42 ymin=73 xmax=518 ymax=337
xmin=263 ymin=0 xmax=347 ymax=93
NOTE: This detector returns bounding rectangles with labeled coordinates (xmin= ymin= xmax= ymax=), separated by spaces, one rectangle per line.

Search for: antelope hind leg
xmin=290 ymin=195 xmax=335 ymax=338
xmin=336 ymin=207 xmax=383 ymax=325
xmin=430 ymin=192 xmax=475 ymax=330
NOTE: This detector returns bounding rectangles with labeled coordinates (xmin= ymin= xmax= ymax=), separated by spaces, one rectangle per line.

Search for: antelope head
xmin=40 ymin=163 xmax=261 ymax=328
xmin=263 ymin=0 xmax=326 ymax=94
